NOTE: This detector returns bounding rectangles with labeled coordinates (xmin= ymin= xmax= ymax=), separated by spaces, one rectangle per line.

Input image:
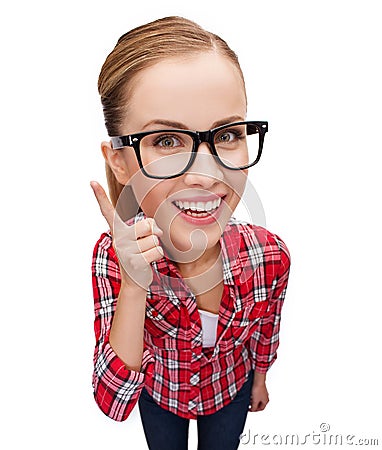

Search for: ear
xmin=101 ymin=141 xmax=130 ymax=185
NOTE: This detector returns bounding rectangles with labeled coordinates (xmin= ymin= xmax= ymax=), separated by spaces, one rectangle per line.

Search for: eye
xmin=215 ymin=128 xmax=244 ymax=146
xmin=217 ymin=131 xmax=236 ymax=143
xmin=154 ymin=135 xmax=182 ymax=148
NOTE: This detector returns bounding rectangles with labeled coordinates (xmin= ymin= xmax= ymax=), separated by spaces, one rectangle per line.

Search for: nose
xmin=183 ymin=142 xmax=224 ymax=187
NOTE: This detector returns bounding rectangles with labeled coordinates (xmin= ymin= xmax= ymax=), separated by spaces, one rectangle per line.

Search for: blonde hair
xmin=98 ymin=16 xmax=246 ymax=206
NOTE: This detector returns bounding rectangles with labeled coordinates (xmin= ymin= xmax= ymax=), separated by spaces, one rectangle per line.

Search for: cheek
xmin=140 ymin=191 xmax=164 ymax=217
xmin=133 ymin=179 xmax=174 ymax=221
xmin=227 ymin=169 xmax=248 ymax=193
xmin=224 ymin=170 xmax=248 ymax=211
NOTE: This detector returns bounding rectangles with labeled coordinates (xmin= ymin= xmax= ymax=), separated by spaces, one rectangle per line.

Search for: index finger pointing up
xmin=90 ymin=181 xmax=123 ymax=232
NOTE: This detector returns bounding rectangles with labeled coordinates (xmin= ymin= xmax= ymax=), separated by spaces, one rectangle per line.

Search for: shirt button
xmin=152 ymin=310 xmax=158 ymax=318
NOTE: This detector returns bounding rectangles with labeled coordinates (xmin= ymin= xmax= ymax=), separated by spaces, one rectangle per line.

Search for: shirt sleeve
xmin=91 ymin=232 xmax=153 ymax=421
xmin=249 ymin=233 xmax=291 ymax=373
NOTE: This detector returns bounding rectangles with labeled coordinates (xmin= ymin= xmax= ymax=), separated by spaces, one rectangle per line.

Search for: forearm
xmin=109 ymin=281 xmax=147 ymax=372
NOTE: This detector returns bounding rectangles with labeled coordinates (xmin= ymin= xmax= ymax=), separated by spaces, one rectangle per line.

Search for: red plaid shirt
xmin=92 ymin=214 xmax=290 ymax=421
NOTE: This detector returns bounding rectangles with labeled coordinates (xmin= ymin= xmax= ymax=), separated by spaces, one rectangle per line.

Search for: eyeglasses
xmin=110 ymin=121 xmax=268 ymax=179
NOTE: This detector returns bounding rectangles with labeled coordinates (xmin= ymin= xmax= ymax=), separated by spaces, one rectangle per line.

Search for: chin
xmin=169 ymin=221 xmax=222 ymax=253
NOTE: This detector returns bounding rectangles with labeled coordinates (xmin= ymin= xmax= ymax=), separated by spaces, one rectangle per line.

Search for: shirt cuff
xmin=252 ymin=355 xmax=277 ymax=373
xmin=93 ymin=339 xmax=150 ymax=421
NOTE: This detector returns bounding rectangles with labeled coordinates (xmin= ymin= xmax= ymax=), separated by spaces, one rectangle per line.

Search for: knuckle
xmin=133 ymin=223 xmax=144 ymax=239
xmin=136 ymin=240 xmax=145 ymax=253
xmin=131 ymin=223 xmax=139 ymax=240
xmin=146 ymin=218 xmax=155 ymax=232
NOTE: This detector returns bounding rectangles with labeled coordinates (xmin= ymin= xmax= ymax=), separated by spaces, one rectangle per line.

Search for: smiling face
xmin=113 ymin=52 xmax=248 ymax=262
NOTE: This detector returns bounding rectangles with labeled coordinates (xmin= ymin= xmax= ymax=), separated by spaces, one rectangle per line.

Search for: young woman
xmin=90 ymin=16 xmax=291 ymax=450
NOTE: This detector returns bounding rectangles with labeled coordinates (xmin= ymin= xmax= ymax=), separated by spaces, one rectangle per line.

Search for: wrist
xmin=119 ymin=278 xmax=148 ymax=298
xmin=253 ymin=371 xmax=267 ymax=386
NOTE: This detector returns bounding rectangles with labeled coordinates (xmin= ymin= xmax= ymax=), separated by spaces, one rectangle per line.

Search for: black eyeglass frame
xmin=110 ymin=120 xmax=268 ymax=180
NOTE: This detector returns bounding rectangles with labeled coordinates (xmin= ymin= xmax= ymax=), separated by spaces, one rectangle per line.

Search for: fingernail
xmin=157 ymin=246 xmax=164 ymax=255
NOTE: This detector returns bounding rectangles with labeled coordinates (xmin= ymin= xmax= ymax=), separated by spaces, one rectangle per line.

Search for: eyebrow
xmin=141 ymin=115 xmax=245 ymax=131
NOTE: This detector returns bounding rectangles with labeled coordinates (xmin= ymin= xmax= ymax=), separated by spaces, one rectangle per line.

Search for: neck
xmin=174 ymin=243 xmax=223 ymax=296
xmin=174 ymin=242 xmax=220 ymax=273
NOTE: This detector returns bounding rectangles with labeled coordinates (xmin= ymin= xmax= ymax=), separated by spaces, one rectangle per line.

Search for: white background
xmin=1 ymin=0 xmax=381 ymax=448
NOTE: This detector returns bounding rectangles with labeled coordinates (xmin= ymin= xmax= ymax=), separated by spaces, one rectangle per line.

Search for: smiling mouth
xmin=172 ymin=197 xmax=224 ymax=217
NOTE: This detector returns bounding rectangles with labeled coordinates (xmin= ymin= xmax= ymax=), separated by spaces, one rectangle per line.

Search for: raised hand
xmin=90 ymin=181 xmax=164 ymax=290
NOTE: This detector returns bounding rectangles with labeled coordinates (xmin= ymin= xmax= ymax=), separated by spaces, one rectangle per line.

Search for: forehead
xmin=125 ymin=52 xmax=247 ymax=131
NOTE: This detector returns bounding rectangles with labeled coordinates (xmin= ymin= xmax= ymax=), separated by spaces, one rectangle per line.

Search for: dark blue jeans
xmin=138 ymin=370 xmax=253 ymax=450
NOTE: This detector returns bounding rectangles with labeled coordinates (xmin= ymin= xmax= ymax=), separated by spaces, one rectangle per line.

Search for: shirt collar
xmin=218 ymin=219 xmax=243 ymax=285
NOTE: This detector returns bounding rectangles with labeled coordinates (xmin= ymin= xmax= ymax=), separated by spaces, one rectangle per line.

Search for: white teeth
xmin=185 ymin=210 xmax=209 ymax=217
xmin=173 ymin=197 xmax=222 ymax=213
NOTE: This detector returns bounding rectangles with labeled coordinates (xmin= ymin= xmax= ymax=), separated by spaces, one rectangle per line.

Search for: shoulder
xmin=93 ymin=231 xmax=113 ymax=258
xmin=93 ymin=231 xmax=112 ymax=251
xmin=228 ymin=218 xmax=291 ymax=271
xmin=92 ymin=231 xmax=119 ymax=278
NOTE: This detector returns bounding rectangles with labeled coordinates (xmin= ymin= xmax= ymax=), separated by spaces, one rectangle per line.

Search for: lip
xmin=171 ymin=194 xmax=226 ymax=225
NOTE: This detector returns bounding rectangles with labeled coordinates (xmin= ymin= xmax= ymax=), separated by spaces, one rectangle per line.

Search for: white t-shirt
xmin=198 ymin=309 xmax=219 ymax=348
